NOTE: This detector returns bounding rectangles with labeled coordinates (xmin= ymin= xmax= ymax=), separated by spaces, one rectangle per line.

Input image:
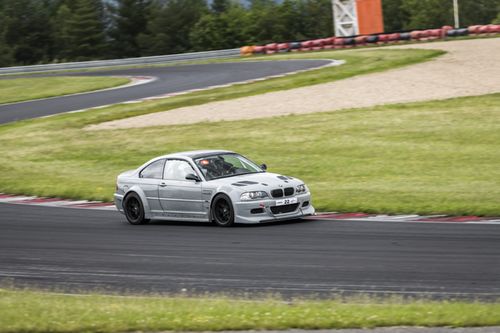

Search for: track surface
xmin=0 ymin=60 xmax=329 ymax=124
xmin=1 ymin=57 xmax=499 ymax=300
xmin=1 ymin=203 xmax=499 ymax=299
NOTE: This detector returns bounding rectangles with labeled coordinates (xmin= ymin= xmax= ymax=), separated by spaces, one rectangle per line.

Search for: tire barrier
xmin=289 ymin=42 xmax=301 ymax=51
xmin=388 ymin=33 xmax=401 ymax=43
xmin=277 ymin=43 xmax=289 ymax=53
xmin=343 ymin=37 xmax=355 ymax=46
xmin=446 ymin=28 xmax=469 ymax=37
xmin=252 ymin=45 xmax=266 ymax=55
xmin=240 ymin=24 xmax=500 ymax=56
xmin=240 ymin=46 xmax=254 ymax=56
xmin=265 ymin=43 xmax=277 ymax=55
xmin=399 ymin=32 xmax=411 ymax=41
xmin=366 ymin=35 xmax=379 ymax=44
xmin=354 ymin=35 xmax=368 ymax=46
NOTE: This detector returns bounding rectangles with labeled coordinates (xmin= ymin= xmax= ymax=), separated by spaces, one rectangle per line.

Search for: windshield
xmin=194 ymin=153 xmax=263 ymax=181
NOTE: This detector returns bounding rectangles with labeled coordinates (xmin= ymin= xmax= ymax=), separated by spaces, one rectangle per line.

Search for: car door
xmin=137 ymin=158 xmax=165 ymax=215
xmin=158 ymin=159 xmax=206 ymax=220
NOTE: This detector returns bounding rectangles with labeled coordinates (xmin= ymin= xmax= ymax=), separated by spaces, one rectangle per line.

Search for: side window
xmin=139 ymin=159 xmax=165 ymax=179
xmin=163 ymin=160 xmax=195 ymax=181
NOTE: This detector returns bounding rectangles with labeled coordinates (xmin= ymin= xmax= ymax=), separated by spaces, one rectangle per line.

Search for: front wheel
xmin=123 ymin=192 xmax=149 ymax=225
xmin=211 ymin=194 xmax=235 ymax=227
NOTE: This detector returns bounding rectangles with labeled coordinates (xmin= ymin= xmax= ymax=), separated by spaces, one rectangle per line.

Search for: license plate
xmin=275 ymin=197 xmax=298 ymax=206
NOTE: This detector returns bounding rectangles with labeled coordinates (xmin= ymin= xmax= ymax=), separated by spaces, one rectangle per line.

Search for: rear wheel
xmin=212 ymin=194 xmax=235 ymax=227
xmin=123 ymin=192 xmax=149 ymax=225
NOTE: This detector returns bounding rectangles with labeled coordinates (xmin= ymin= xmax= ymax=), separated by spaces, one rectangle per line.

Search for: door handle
xmin=159 ymin=182 xmax=167 ymax=187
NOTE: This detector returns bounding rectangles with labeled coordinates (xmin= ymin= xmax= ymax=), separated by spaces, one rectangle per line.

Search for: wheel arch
xmin=124 ymin=186 xmax=152 ymax=219
xmin=209 ymin=191 xmax=236 ymax=223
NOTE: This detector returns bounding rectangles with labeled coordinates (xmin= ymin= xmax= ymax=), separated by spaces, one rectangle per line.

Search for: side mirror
xmin=185 ymin=173 xmax=201 ymax=182
xmin=260 ymin=163 xmax=267 ymax=171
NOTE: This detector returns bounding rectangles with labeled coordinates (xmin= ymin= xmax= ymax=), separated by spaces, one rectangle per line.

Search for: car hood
xmin=210 ymin=172 xmax=303 ymax=190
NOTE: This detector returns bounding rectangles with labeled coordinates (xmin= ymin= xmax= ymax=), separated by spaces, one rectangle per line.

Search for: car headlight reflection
xmin=240 ymin=191 xmax=269 ymax=201
xmin=296 ymin=184 xmax=307 ymax=193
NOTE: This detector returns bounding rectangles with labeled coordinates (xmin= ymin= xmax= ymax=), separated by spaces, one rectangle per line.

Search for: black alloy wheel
xmin=123 ymin=192 xmax=149 ymax=225
xmin=212 ymin=194 xmax=235 ymax=227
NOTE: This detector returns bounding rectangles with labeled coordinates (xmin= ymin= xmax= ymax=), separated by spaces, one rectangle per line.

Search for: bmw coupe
xmin=114 ymin=150 xmax=315 ymax=226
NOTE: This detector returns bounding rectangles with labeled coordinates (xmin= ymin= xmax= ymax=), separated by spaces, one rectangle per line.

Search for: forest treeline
xmin=0 ymin=0 xmax=498 ymax=66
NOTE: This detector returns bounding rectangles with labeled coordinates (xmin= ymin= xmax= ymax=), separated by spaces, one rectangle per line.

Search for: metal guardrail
xmin=0 ymin=48 xmax=241 ymax=75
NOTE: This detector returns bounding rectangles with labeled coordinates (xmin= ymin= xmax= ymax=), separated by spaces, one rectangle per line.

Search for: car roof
xmin=161 ymin=150 xmax=235 ymax=160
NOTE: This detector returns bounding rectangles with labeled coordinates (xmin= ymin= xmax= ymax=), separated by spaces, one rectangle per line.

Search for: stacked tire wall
xmin=240 ymin=24 xmax=500 ymax=56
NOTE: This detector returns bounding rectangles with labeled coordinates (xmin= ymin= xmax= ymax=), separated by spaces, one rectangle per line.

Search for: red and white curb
xmin=2 ymin=193 xmax=500 ymax=224
xmin=309 ymin=212 xmax=500 ymax=224
xmin=0 ymin=194 xmax=115 ymax=210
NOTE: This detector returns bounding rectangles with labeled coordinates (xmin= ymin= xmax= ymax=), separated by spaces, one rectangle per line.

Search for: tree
xmin=299 ymin=0 xmax=333 ymax=39
xmin=494 ymin=11 xmax=500 ymax=24
xmin=0 ymin=14 xmax=13 ymax=66
xmin=401 ymin=0 xmax=453 ymax=29
xmin=0 ymin=1 xmax=13 ymax=66
xmin=109 ymin=0 xmax=153 ymax=58
xmin=51 ymin=4 xmax=72 ymax=61
xmin=277 ymin=0 xmax=303 ymax=41
xmin=2 ymin=0 xmax=52 ymax=65
xmin=382 ymin=0 xmax=409 ymax=32
xmin=65 ymin=0 xmax=106 ymax=60
xmin=190 ymin=4 xmax=252 ymax=50
xmin=399 ymin=0 xmax=499 ymax=30
xmin=458 ymin=0 xmax=500 ymax=27
xmin=139 ymin=0 xmax=207 ymax=55
xmin=211 ymin=0 xmax=230 ymax=13
xmin=246 ymin=1 xmax=286 ymax=43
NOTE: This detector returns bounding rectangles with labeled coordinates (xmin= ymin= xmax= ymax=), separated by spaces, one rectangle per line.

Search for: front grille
xmin=270 ymin=203 xmax=299 ymax=214
xmin=271 ymin=189 xmax=283 ymax=198
xmin=271 ymin=187 xmax=294 ymax=198
xmin=284 ymin=187 xmax=294 ymax=196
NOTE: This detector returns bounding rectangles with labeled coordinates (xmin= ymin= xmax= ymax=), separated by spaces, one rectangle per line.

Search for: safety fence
xmin=0 ymin=48 xmax=241 ymax=75
xmin=240 ymin=25 xmax=500 ymax=55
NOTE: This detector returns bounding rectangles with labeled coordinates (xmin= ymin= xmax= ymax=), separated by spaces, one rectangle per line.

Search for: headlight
xmin=296 ymin=184 xmax=307 ymax=193
xmin=240 ymin=191 xmax=269 ymax=201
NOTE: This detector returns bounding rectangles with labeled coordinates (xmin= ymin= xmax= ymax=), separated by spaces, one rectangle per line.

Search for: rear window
xmin=139 ymin=159 xmax=165 ymax=179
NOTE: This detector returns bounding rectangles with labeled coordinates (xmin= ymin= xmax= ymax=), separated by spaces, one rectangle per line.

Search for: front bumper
xmin=233 ymin=192 xmax=315 ymax=224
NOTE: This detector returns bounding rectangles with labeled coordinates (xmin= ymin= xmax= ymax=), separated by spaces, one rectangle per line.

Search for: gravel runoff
xmin=89 ymin=38 xmax=500 ymax=130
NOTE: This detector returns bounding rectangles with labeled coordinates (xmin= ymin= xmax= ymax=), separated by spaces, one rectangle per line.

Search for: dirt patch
xmin=88 ymin=38 xmax=500 ymax=130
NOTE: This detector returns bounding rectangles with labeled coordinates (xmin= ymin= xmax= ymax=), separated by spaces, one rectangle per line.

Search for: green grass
xmin=4 ymin=47 xmax=485 ymax=215
xmin=1 ymin=91 xmax=500 ymax=215
xmin=0 ymin=76 xmax=130 ymax=104
xmin=1 ymin=289 xmax=499 ymax=332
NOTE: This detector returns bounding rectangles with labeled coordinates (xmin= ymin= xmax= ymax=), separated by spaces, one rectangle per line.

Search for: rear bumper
xmin=233 ymin=193 xmax=315 ymax=224
xmin=114 ymin=193 xmax=124 ymax=214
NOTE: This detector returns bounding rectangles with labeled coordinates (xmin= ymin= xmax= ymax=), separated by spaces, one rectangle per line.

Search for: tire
xmin=211 ymin=194 xmax=235 ymax=227
xmin=123 ymin=192 xmax=149 ymax=225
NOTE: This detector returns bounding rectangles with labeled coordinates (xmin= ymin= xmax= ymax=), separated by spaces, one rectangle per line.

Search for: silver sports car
xmin=114 ymin=150 xmax=315 ymax=226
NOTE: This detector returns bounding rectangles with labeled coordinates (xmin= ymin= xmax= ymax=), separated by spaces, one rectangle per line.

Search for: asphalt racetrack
xmin=0 ymin=60 xmax=330 ymax=124
xmin=1 ymin=58 xmax=499 ymax=300
xmin=1 ymin=203 xmax=499 ymax=299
